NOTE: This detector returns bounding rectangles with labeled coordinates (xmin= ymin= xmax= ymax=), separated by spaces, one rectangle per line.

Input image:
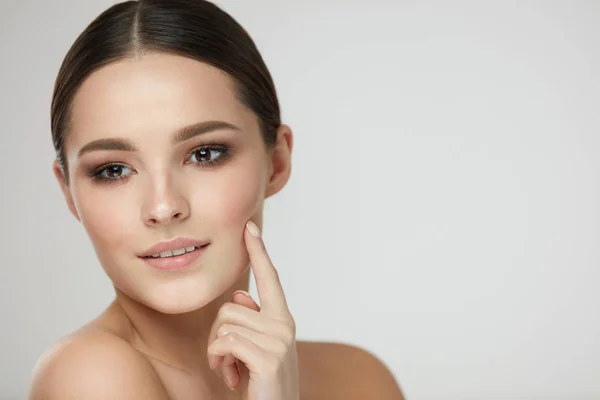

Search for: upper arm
xmin=306 ymin=342 xmax=405 ymax=400
xmin=347 ymin=345 xmax=405 ymax=400
xmin=28 ymin=331 xmax=170 ymax=400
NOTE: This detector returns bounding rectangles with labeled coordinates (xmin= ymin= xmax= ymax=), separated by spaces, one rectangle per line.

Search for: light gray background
xmin=1 ymin=1 xmax=599 ymax=399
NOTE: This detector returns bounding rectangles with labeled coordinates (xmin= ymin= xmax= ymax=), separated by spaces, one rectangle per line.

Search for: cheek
xmin=192 ymin=164 xmax=265 ymax=228
xmin=72 ymin=185 xmax=138 ymax=252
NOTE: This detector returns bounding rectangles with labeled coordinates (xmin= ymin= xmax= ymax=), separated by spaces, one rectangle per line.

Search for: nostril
xmin=145 ymin=210 xmax=186 ymax=225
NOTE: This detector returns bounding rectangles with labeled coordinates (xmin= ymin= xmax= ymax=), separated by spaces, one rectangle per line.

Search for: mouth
xmin=142 ymin=244 xmax=208 ymax=259
xmin=140 ymin=243 xmax=209 ymax=271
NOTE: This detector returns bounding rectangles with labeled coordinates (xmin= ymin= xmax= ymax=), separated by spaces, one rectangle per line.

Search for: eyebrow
xmin=77 ymin=120 xmax=241 ymax=158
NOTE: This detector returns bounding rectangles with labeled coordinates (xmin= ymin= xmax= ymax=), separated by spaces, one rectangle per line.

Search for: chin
xmin=139 ymin=269 xmax=246 ymax=315
xmin=149 ymin=298 xmax=205 ymax=315
xmin=144 ymin=278 xmax=222 ymax=315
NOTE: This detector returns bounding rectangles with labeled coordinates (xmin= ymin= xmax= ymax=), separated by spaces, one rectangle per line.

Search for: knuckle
xmin=218 ymin=302 xmax=235 ymax=319
xmin=276 ymin=320 xmax=296 ymax=344
xmin=224 ymin=332 xmax=239 ymax=344
xmin=288 ymin=316 xmax=297 ymax=335
xmin=280 ymin=327 xmax=294 ymax=345
xmin=217 ymin=324 xmax=232 ymax=337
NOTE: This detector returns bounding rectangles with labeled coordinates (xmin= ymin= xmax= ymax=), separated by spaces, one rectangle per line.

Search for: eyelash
xmin=88 ymin=143 xmax=231 ymax=184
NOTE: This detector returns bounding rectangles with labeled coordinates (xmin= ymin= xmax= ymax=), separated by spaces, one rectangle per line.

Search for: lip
xmin=141 ymin=245 xmax=207 ymax=271
xmin=138 ymin=237 xmax=210 ymax=258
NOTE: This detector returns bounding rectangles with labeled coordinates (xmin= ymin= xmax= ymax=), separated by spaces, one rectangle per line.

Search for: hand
xmin=207 ymin=221 xmax=300 ymax=400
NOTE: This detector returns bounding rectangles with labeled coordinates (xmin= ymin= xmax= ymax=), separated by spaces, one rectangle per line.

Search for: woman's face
xmin=55 ymin=52 xmax=290 ymax=314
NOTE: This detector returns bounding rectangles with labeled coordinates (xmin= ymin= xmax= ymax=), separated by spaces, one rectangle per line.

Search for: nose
xmin=142 ymin=177 xmax=190 ymax=227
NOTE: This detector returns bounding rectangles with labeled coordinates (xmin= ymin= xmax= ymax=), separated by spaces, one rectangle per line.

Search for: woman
xmin=29 ymin=1 xmax=405 ymax=399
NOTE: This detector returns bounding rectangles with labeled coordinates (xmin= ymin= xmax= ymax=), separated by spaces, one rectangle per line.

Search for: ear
xmin=265 ymin=124 xmax=293 ymax=199
xmin=52 ymin=160 xmax=80 ymax=221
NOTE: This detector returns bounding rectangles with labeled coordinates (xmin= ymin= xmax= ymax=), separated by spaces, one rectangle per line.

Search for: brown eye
xmin=106 ymin=165 xmax=124 ymax=178
xmin=194 ymin=148 xmax=212 ymax=162
xmin=91 ymin=164 xmax=133 ymax=181
xmin=187 ymin=145 xmax=228 ymax=166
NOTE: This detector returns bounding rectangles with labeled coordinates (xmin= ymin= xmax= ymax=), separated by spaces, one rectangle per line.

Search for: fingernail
xmin=246 ymin=221 xmax=261 ymax=237
xmin=225 ymin=376 xmax=235 ymax=391
xmin=233 ymin=289 xmax=251 ymax=298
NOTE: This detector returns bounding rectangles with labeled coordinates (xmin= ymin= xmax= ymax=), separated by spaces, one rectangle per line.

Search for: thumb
xmin=232 ymin=290 xmax=260 ymax=311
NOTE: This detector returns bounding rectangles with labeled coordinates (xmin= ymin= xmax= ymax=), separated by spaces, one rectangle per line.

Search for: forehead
xmin=69 ymin=52 xmax=255 ymax=147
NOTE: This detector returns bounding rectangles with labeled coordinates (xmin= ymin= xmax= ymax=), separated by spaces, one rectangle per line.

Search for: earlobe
xmin=265 ymin=124 xmax=293 ymax=199
xmin=52 ymin=160 xmax=80 ymax=221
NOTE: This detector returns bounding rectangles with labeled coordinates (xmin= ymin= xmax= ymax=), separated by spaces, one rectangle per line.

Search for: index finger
xmin=245 ymin=221 xmax=291 ymax=320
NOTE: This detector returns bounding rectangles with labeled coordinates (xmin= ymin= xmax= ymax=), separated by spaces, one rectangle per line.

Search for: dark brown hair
xmin=51 ymin=0 xmax=281 ymax=184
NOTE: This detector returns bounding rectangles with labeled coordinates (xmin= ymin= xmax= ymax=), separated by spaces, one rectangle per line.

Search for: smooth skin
xmin=206 ymin=220 xmax=299 ymax=398
xmin=29 ymin=51 xmax=404 ymax=399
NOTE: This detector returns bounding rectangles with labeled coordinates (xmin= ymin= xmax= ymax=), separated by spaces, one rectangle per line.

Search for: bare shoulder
xmin=297 ymin=340 xmax=405 ymax=400
xmin=28 ymin=329 xmax=170 ymax=400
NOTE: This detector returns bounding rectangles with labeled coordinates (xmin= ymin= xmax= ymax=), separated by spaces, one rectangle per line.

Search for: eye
xmin=186 ymin=144 xmax=229 ymax=166
xmin=90 ymin=164 xmax=134 ymax=182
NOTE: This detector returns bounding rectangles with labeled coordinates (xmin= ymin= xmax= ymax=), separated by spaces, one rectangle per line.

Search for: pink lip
xmin=139 ymin=237 xmax=209 ymax=257
xmin=138 ymin=237 xmax=210 ymax=271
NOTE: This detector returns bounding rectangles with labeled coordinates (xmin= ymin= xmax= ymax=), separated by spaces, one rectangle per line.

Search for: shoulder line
xmin=28 ymin=329 xmax=170 ymax=400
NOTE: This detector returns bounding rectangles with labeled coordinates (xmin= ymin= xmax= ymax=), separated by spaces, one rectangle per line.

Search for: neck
xmin=112 ymin=268 xmax=251 ymax=383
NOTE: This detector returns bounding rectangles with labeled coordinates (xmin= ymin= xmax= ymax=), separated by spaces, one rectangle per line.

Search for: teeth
xmin=149 ymin=246 xmax=199 ymax=259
